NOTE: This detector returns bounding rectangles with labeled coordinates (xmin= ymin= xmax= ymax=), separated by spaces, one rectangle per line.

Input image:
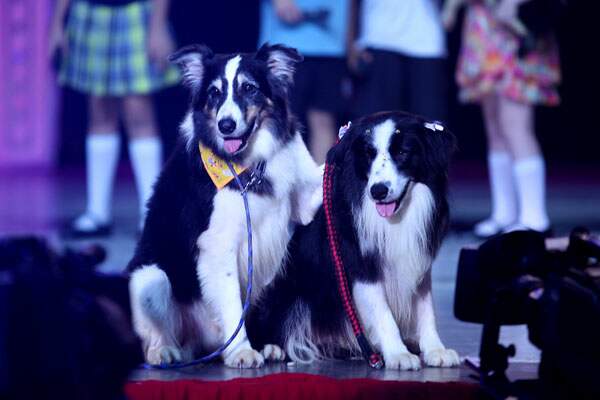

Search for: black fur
xmin=248 ymin=111 xmax=456 ymax=353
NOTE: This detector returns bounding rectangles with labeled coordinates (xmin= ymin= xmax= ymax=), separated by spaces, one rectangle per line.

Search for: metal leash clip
xmin=242 ymin=161 xmax=266 ymax=194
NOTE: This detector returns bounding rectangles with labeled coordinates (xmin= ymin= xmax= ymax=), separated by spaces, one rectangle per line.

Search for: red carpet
xmin=126 ymin=373 xmax=485 ymax=400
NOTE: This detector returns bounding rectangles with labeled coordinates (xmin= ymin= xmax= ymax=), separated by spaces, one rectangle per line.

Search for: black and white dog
xmin=128 ymin=44 xmax=321 ymax=368
xmin=248 ymin=111 xmax=460 ymax=370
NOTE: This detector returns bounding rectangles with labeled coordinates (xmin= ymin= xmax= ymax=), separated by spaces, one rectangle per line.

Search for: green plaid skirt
xmin=59 ymin=0 xmax=179 ymax=96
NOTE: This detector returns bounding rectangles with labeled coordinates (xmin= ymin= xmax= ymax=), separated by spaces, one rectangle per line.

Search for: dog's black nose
xmin=218 ymin=118 xmax=236 ymax=135
xmin=370 ymin=183 xmax=389 ymax=200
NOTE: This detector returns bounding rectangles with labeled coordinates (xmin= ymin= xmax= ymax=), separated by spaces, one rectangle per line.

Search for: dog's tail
xmin=283 ymin=301 xmax=321 ymax=364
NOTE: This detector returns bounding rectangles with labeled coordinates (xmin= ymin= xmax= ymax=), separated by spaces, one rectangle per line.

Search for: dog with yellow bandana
xmin=128 ymin=44 xmax=321 ymax=368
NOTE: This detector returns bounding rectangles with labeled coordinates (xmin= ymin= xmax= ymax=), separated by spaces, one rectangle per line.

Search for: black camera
xmin=0 ymin=237 xmax=142 ymax=400
xmin=454 ymin=228 xmax=600 ymax=399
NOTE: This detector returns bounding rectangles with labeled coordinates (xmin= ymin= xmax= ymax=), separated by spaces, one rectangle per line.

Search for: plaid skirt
xmin=59 ymin=0 xmax=179 ymax=96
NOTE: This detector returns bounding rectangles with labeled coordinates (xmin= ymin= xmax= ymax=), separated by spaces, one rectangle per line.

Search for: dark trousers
xmin=353 ymin=49 xmax=448 ymax=123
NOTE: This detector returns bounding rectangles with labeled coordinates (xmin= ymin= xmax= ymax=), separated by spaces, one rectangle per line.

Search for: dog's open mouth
xmin=223 ymin=138 xmax=246 ymax=154
xmin=374 ymin=180 xmax=412 ymax=218
xmin=375 ymin=200 xmax=400 ymax=218
xmin=222 ymin=118 xmax=259 ymax=155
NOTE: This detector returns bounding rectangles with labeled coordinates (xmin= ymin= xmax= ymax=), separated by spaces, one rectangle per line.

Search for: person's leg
xmin=307 ymin=58 xmax=345 ymax=164
xmin=498 ymin=97 xmax=550 ymax=231
xmin=290 ymin=58 xmax=312 ymax=144
xmin=122 ymin=95 xmax=163 ymax=229
xmin=474 ymin=94 xmax=518 ymax=237
xmin=406 ymin=56 xmax=448 ymax=123
xmin=72 ymin=96 xmax=121 ymax=233
xmin=306 ymin=109 xmax=337 ymax=164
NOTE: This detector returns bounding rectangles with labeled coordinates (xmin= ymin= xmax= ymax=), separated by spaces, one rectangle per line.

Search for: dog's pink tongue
xmin=224 ymin=139 xmax=243 ymax=154
xmin=376 ymin=202 xmax=396 ymax=218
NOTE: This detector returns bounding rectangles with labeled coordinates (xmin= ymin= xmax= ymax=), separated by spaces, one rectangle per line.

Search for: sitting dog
xmin=128 ymin=44 xmax=321 ymax=368
xmin=248 ymin=111 xmax=460 ymax=370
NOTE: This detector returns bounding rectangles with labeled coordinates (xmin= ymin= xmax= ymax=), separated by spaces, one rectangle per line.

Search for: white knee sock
xmin=488 ymin=151 xmax=517 ymax=225
xmin=514 ymin=156 xmax=550 ymax=231
xmin=84 ymin=133 xmax=120 ymax=223
xmin=128 ymin=136 xmax=162 ymax=224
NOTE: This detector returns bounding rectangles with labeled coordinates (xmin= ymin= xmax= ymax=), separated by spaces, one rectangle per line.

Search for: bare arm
xmin=441 ymin=0 xmax=466 ymax=30
xmin=48 ymin=0 xmax=71 ymax=59
xmin=494 ymin=0 xmax=529 ymax=36
xmin=345 ymin=0 xmax=358 ymax=54
xmin=148 ymin=0 xmax=175 ymax=69
xmin=346 ymin=0 xmax=372 ymax=73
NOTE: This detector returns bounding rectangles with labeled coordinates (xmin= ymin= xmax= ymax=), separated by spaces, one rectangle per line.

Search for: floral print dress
xmin=456 ymin=2 xmax=561 ymax=105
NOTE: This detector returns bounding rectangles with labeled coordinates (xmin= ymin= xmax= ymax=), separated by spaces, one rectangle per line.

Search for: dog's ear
xmin=169 ymin=44 xmax=214 ymax=90
xmin=256 ymin=43 xmax=303 ymax=88
xmin=420 ymin=120 xmax=457 ymax=174
xmin=325 ymin=126 xmax=357 ymax=167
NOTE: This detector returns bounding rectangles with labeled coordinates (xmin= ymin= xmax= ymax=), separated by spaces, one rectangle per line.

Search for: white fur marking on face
xmin=368 ymin=119 xmax=410 ymax=203
xmin=217 ymin=55 xmax=246 ymax=135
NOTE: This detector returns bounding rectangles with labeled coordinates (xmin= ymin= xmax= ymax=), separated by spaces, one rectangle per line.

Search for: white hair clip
xmin=424 ymin=121 xmax=444 ymax=132
xmin=338 ymin=121 xmax=352 ymax=139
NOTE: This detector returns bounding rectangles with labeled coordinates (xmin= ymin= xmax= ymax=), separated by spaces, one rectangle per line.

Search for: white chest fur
xmin=353 ymin=182 xmax=435 ymax=323
xmin=196 ymin=133 xmax=321 ymax=302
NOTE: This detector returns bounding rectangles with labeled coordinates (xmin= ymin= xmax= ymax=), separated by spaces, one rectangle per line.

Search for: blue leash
xmin=142 ymin=161 xmax=254 ymax=369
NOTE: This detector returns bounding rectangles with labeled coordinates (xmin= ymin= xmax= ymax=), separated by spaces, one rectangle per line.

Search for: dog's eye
xmin=208 ymin=86 xmax=221 ymax=98
xmin=364 ymin=144 xmax=377 ymax=159
xmin=242 ymin=82 xmax=258 ymax=94
xmin=394 ymin=148 xmax=409 ymax=160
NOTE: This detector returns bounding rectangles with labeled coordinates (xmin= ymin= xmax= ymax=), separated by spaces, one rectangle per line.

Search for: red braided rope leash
xmin=323 ymin=162 xmax=384 ymax=369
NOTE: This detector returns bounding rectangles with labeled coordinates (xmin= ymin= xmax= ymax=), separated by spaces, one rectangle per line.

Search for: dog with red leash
xmin=249 ymin=111 xmax=460 ymax=370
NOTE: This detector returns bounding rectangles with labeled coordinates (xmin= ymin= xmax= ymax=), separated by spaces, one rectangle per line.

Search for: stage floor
xmin=1 ymin=162 xmax=599 ymax=382
xmin=131 ymin=359 xmax=538 ymax=383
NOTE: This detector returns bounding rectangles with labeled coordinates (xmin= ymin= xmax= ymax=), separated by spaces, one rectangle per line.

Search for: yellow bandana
xmin=199 ymin=143 xmax=247 ymax=189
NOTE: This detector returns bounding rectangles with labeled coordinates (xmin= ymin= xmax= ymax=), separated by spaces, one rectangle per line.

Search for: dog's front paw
xmin=423 ymin=348 xmax=460 ymax=367
xmin=146 ymin=345 xmax=182 ymax=365
xmin=224 ymin=348 xmax=265 ymax=368
xmin=384 ymin=351 xmax=421 ymax=370
xmin=261 ymin=344 xmax=286 ymax=362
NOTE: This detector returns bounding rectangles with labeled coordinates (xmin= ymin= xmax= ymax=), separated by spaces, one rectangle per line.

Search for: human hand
xmin=494 ymin=0 xmax=529 ymax=23
xmin=494 ymin=0 xmax=528 ymax=36
xmin=147 ymin=21 xmax=175 ymax=71
xmin=48 ymin=22 xmax=67 ymax=62
xmin=348 ymin=46 xmax=373 ymax=75
xmin=273 ymin=0 xmax=303 ymax=25
xmin=441 ymin=0 xmax=465 ymax=31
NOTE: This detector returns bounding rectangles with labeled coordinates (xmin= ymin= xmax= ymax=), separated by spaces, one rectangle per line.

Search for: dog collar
xmin=199 ymin=143 xmax=247 ymax=190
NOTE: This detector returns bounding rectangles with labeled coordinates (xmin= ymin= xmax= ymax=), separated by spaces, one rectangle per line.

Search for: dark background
xmin=57 ymin=0 xmax=600 ymax=168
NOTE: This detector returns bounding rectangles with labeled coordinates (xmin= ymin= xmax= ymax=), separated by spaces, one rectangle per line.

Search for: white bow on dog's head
xmin=424 ymin=121 xmax=445 ymax=132
xmin=338 ymin=121 xmax=352 ymax=139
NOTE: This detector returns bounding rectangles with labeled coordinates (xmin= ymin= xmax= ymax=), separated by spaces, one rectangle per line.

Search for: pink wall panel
xmin=0 ymin=0 xmax=58 ymax=168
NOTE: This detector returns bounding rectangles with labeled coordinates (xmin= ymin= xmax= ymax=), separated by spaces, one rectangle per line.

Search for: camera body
xmin=454 ymin=229 xmax=600 ymax=399
xmin=0 ymin=237 xmax=142 ymax=400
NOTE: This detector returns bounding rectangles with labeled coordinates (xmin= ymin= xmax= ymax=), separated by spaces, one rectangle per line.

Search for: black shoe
xmin=473 ymin=219 xmax=514 ymax=239
xmin=62 ymin=213 xmax=112 ymax=239
xmin=502 ymin=223 xmax=554 ymax=238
